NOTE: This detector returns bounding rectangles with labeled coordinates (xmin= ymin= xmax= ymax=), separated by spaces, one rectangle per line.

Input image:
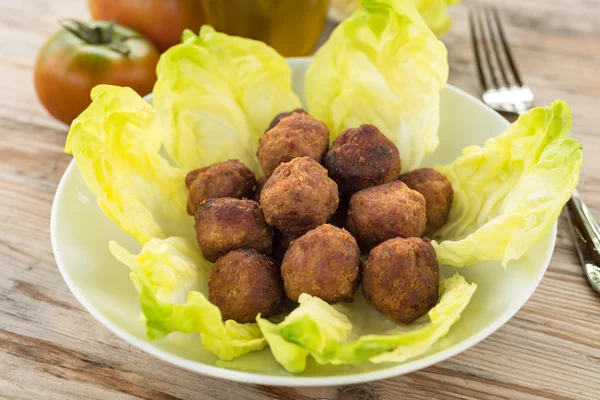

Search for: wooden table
xmin=1 ymin=1 xmax=599 ymax=399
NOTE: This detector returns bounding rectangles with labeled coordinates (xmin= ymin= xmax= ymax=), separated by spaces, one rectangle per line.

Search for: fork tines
xmin=469 ymin=7 xmax=524 ymax=92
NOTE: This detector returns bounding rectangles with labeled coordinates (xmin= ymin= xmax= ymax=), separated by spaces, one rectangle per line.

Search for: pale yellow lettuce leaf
xmin=414 ymin=0 xmax=460 ymax=36
xmin=64 ymin=85 xmax=191 ymax=245
xmin=306 ymin=0 xmax=448 ymax=172
xmin=433 ymin=100 xmax=583 ymax=267
xmin=257 ymin=275 xmax=475 ymax=372
xmin=153 ymin=25 xmax=301 ymax=173
xmin=110 ymin=238 xmax=266 ymax=361
xmin=330 ymin=0 xmax=460 ymax=36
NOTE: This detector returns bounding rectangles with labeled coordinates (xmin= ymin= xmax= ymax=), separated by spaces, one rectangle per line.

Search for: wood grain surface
xmin=1 ymin=0 xmax=599 ymax=399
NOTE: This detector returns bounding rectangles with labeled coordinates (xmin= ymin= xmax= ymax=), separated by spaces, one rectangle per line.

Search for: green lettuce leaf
xmin=433 ymin=100 xmax=583 ymax=267
xmin=153 ymin=25 xmax=301 ymax=173
xmin=110 ymin=237 xmax=266 ymax=361
xmin=255 ymin=318 xmax=310 ymax=373
xmin=306 ymin=0 xmax=448 ymax=172
xmin=257 ymin=275 xmax=476 ymax=372
xmin=64 ymin=85 xmax=190 ymax=245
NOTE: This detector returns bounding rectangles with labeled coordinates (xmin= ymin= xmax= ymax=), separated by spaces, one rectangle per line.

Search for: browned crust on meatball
xmin=346 ymin=181 xmax=426 ymax=251
xmin=266 ymin=108 xmax=307 ymax=132
xmin=186 ymin=160 xmax=256 ymax=215
xmin=194 ymin=198 xmax=273 ymax=262
xmin=260 ymin=157 xmax=339 ymax=235
xmin=209 ymin=249 xmax=285 ymax=323
xmin=399 ymin=168 xmax=454 ymax=235
xmin=258 ymin=113 xmax=329 ymax=177
xmin=272 ymin=229 xmax=300 ymax=263
xmin=324 ymin=124 xmax=401 ymax=195
xmin=281 ymin=224 xmax=361 ymax=303
xmin=362 ymin=237 xmax=439 ymax=324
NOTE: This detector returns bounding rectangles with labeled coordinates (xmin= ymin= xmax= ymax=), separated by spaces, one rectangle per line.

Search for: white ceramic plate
xmin=51 ymin=57 xmax=556 ymax=386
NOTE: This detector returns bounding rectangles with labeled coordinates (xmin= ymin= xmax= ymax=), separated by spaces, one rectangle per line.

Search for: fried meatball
xmin=266 ymin=108 xmax=307 ymax=132
xmin=346 ymin=181 xmax=426 ymax=251
xmin=260 ymin=157 xmax=339 ymax=234
xmin=194 ymin=198 xmax=273 ymax=262
xmin=362 ymin=237 xmax=439 ymax=324
xmin=324 ymin=124 xmax=401 ymax=195
xmin=258 ymin=112 xmax=329 ymax=177
xmin=399 ymin=168 xmax=453 ymax=235
xmin=272 ymin=229 xmax=300 ymax=263
xmin=253 ymin=176 xmax=268 ymax=202
xmin=185 ymin=160 xmax=256 ymax=215
xmin=209 ymin=249 xmax=284 ymax=323
xmin=281 ymin=224 xmax=361 ymax=303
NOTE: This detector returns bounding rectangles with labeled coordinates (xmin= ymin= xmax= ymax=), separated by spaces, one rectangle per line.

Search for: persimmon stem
xmin=58 ymin=19 xmax=135 ymax=57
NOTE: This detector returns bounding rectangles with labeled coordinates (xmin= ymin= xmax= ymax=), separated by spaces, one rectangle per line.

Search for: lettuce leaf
xmin=330 ymin=0 xmax=459 ymax=36
xmin=257 ymin=275 xmax=475 ymax=372
xmin=110 ymin=238 xmax=266 ymax=361
xmin=257 ymin=293 xmax=352 ymax=373
xmin=64 ymin=85 xmax=191 ymax=245
xmin=414 ymin=0 xmax=460 ymax=36
xmin=153 ymin=25 xmax=301 ymax=173
xmin=433 ymin=100 xmax=583 ymax=267
xmin=306 ymin=0 xmax=448 ymax=172
xmin=255 ymin=318 xmax=310 ymax=373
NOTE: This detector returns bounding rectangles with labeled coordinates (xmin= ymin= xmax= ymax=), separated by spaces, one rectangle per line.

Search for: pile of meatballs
xmin=186 ymin=110 xmax=454 ymax=325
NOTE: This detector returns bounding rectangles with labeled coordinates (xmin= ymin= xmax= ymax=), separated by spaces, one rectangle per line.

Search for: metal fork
xmin=469 ymin=7 xmax=600 ymax=293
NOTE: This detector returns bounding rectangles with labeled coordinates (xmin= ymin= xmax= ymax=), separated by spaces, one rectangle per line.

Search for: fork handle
xmin=565 ymin=190 xmax=600 ymax=292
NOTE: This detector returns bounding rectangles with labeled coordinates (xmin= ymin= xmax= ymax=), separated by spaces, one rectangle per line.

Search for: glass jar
xmin=201 ymin=0 xmax=330 ymax=56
